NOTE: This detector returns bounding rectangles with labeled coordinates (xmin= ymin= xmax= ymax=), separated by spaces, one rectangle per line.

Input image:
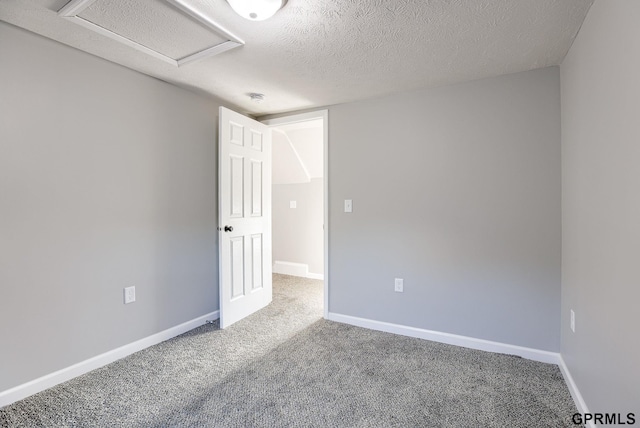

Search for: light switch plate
xmin=570 ymin=309 xmax=575 ymax=333
xmin=290 ymin=200 xmax=297 ymax=209
xmin=124 ymin=286 xmax=136 ymax=304
xmin=344 ymin=199 xmax=353 ymax=213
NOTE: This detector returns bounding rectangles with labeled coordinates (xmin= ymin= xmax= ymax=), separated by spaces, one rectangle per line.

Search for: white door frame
xmin=262 ymin=110 xmax=329 ymax=319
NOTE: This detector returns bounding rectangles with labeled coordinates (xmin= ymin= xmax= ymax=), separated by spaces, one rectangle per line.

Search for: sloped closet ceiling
xmin=0 ymin=0 xmax=593 ymax=115
xmin=272 ymin=119 xmax=323 ymax=185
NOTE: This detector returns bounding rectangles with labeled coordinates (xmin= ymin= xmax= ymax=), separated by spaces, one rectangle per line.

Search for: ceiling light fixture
xmin=227 ymin=0 xmax=286 ymax=21
xmin=249 ymin=93 xmax=265 ymax=103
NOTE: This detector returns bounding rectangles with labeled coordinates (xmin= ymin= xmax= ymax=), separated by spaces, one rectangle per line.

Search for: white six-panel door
xmin=219 ymin=107 xmax=272 ymax=329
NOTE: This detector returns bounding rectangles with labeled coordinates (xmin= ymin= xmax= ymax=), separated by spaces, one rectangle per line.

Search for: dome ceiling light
xmin=227 ymin=0 xmax=286 ymax=21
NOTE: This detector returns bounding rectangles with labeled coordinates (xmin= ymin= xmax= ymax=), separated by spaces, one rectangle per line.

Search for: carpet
xmin=0 ymin=274 xmax=578 ymax=427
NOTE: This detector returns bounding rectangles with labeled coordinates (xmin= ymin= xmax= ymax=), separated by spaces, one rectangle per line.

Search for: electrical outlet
xmin=570 ymin=309 xmax=575 ymax=333
xmin=124 ymin=286 xmax=136 ymax=304
xmin=394 ymin=278 xmax=403 ymax=293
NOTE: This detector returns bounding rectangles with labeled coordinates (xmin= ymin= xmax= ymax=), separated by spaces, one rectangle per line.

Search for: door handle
xmin=224 ymin=225 xmax=233 ymax=232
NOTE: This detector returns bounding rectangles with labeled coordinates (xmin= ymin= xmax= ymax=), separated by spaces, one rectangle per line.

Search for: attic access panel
xmin=58 ymin=0 xmax=243 ymax=66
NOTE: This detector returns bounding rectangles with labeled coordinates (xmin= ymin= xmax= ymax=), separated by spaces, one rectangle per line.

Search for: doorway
xmin=262 ymin=111 xmax=328 ymax=318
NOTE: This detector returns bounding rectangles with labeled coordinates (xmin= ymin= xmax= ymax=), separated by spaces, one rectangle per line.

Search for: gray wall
xmin=561 ymin=0 xmax=640 ymax=414
xmin=0 ymin=23 xmax=222 ymax=392
xmin=272 ymin=179 xmax=324 ymax=275
xmin=327 ymin=67 xmax=561 ymax=351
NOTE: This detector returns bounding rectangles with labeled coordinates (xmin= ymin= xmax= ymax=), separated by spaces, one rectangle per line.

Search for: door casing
xmin=262 ymin=110 xmax=329 ymax=318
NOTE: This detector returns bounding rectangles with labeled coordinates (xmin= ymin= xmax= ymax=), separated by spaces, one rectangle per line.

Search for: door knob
xmin=224 ymin=225 xmax=233 ymax=232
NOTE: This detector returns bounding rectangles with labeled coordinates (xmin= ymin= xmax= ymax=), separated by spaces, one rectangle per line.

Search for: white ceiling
xmin=0 ymin=0 xmax=593 ymax=115
xmin=272 ymin=119 xmax=323 ymax=185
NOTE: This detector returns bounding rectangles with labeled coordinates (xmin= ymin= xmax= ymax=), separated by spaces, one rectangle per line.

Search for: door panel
xmin=251 ymin=233 xmax=263 ymax=290
xmin=219 ymin=107 xmax=272 ymax=328
xmin=229 ymin=155 xmax=244 ymax=218
xmin=230 ymin=236 xmax=245 ymax=300
xmin=251 ymin=160 xmax=263 ymax=216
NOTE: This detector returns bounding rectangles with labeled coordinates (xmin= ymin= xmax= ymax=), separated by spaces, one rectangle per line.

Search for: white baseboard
xmin=326 ymin=312 xmax=597 ymax=424
xmin=326 ymin=312 xmax=561 ymax=364
xmin=0 ymin=310 xmax=219 ymax=409
xmin=2 ymin=308 xmax=591 ymax=426
xmin=558 ymin=356 xmax=594 ymax=427
xmin=273 ymin=261 xmax=324 ymax=280
xmin=274 ymin=261 xmax=308 ymax=277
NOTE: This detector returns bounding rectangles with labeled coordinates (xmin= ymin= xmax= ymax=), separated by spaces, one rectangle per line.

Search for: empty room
xmin=0 ymin=0 xmax=638 ymax=427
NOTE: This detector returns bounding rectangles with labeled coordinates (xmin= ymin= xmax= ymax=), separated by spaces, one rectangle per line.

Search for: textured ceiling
xmin=0 ymin=0 xmax=593 ymax=115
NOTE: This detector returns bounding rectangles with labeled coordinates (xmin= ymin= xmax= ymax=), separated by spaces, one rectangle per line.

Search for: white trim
xmin=57 ymin=0 xmax=98 ymax=16
xmin=177 ymin=41 xmax=243 ymax=67
xmin=58 ymin=0 xmax=244 ymax=67
xmin=62 ymin=16 xmax=177 ymax=65
xmin=273 ymin=260 xmax=308 ymax=277
xmin=328 ymin=312 xmax=595 ymax=421
xmin=0 ymin=310 xmax=219 ymax=409
xmin=263 ymin=111 xmax=329 ymax=128
xmin=272 ymin=261 xmax=324 ymax=280
xmin=322 ymin=111 xmax=329 ymax=319
xmin=262 ymin=110 xmax=330 ymax=319
xmin=326 ymin=312 xmax=561 ymax=364
xmin=558 ymin=356 xmax=594 ymax=427
xmin=165 ymin=0 xmax=243 ymax=45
